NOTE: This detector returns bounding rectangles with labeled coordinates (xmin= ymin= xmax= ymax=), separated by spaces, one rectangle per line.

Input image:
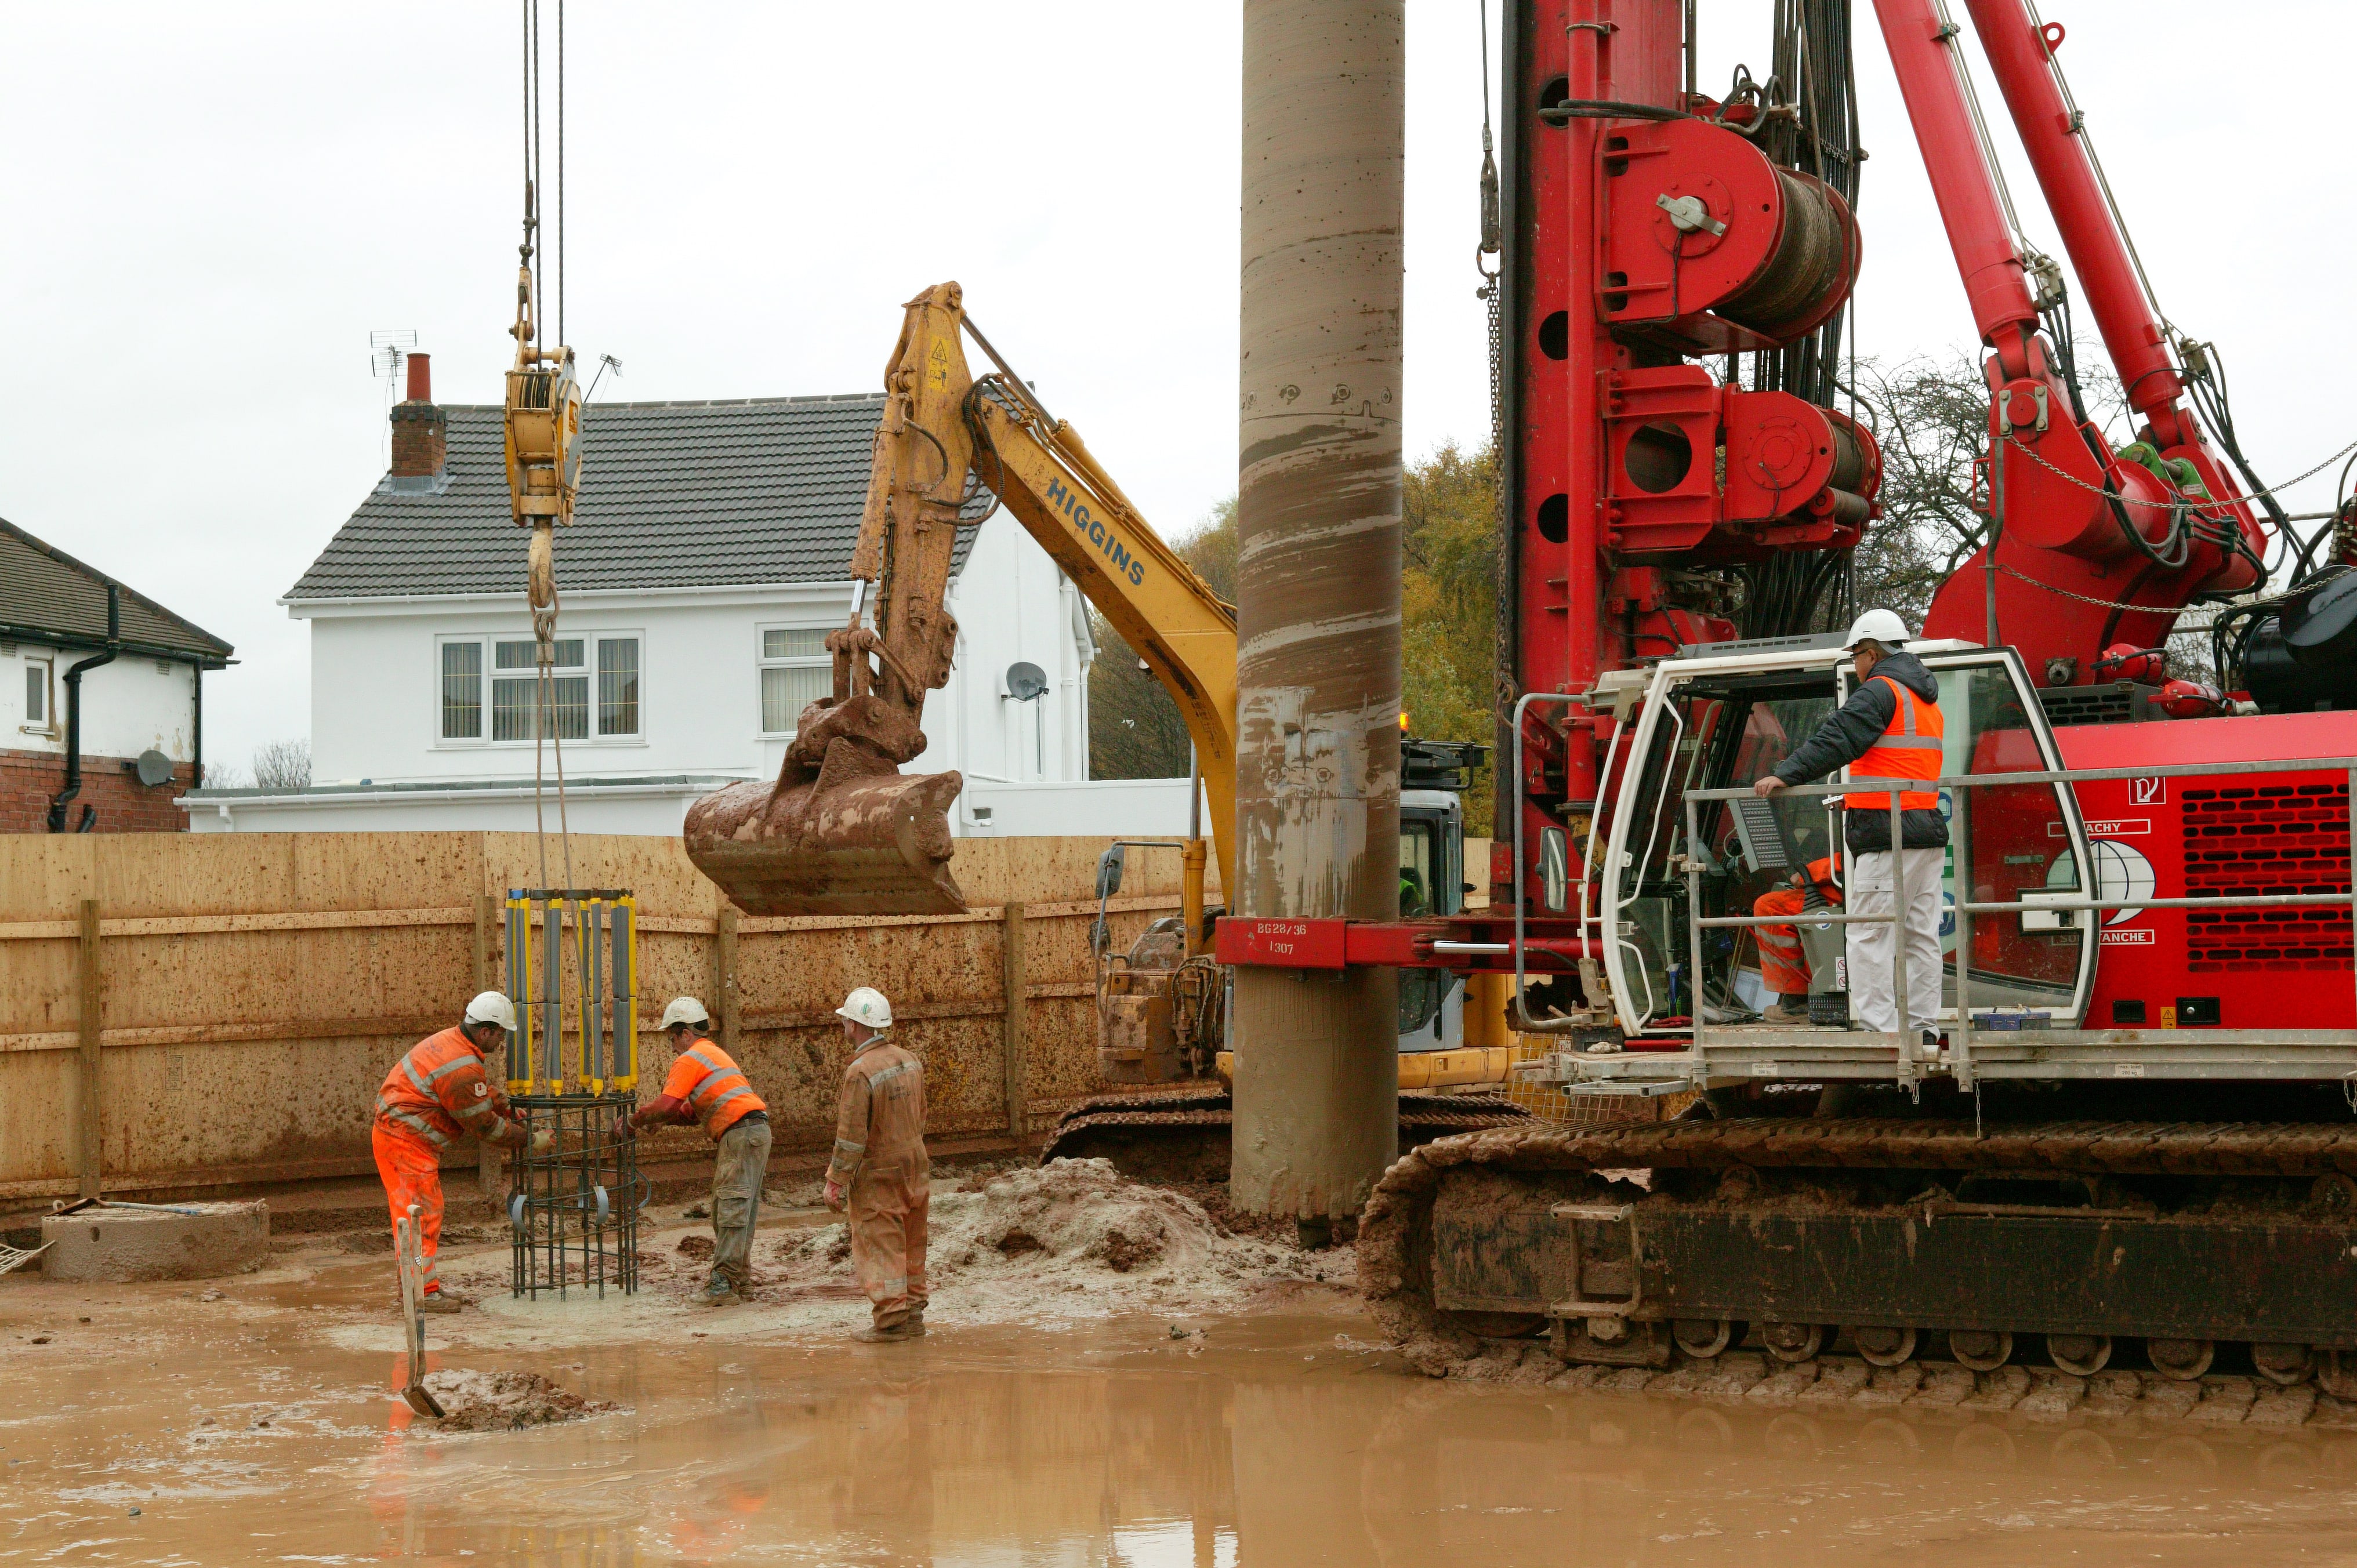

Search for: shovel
xmin=394 ymin=1207 xmax=446 ymax=1420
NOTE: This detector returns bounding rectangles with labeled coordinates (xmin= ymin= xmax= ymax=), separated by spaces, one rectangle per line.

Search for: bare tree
xmin=252 ymin=739 xmax=311 ymax=791
xmin=201 ymin=760 xmax=248 ymax=790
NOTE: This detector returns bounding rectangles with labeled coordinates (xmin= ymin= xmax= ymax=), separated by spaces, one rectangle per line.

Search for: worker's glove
xmin=529 ymin=1128 xmax=556 ymax=1153
xmin=824 ymin=1179 xmax=846 ymax=1212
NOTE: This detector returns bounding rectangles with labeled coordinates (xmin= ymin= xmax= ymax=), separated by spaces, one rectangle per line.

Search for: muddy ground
xmin=8 ymin=1163 xmax=2357 ymax=1565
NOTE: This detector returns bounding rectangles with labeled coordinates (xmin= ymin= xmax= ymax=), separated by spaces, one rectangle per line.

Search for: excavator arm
xmin=686 ymin=282 xmax=1238 ymax=918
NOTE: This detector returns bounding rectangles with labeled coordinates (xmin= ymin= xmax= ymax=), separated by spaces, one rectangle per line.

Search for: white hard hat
xmin=1843 ymin=608 xmax=1912 ymax=651
xmin=464 ymin=990 xmax=518 ymax=1032
xmin=659 ymin=996 xmax=711 ymax=1031
xmin=836 ymin=986 xmax=893 ymax=1031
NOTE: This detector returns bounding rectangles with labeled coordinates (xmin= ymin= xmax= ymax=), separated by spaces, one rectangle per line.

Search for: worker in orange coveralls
xmin=1753 ymin=855 xmax=1843 ymax=1023
xmin=372 ymin=991 xmax=539 ymax=1312
xmin=823 ymin=987 xmax=931 ymax=1342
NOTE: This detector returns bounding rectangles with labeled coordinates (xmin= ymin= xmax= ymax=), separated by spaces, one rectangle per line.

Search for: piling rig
xmin=1213 ymin=0 xmax=2357 ymax=1382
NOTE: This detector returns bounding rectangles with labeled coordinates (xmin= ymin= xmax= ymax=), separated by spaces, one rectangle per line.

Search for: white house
xmin=186 ymin=359 xmax=1201 ymax=837
xmin=2 ymin=517 xmax=234 ymax=834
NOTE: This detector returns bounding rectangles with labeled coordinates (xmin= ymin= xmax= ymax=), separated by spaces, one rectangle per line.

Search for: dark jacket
xmin=1773 ymin=649 xmax=1951 ymax=854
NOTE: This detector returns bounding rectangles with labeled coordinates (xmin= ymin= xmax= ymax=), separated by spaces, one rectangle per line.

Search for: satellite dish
xmin=1005 ymin=661 xmax=1049 ymax=702
xmin=133 ymin=749 xmax=175 ymax=787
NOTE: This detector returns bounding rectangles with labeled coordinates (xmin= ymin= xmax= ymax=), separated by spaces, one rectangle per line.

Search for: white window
xmin=440 ymin=641 xmax=482 ymax=739
xmin=438 ymin=633 xmax=640 ymax=744
xmin=21 ymin=659 xmax=52 ymax=734
xmin=759 ymin=627 xmax=832 ymax=735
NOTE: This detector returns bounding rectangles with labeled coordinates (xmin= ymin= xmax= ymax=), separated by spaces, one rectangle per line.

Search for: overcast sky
xmin=3 ymin=3 xmax=2349 ymax=774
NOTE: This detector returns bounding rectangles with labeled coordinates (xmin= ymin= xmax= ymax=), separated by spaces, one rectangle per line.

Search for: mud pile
xmin=420 ymin=1369 xmax=618 ymax=1432
xmin=771 ymin=1157 xmax=1347 ymax=1319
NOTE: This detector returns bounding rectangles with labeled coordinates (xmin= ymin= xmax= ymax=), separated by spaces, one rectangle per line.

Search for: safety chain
xmin=2003 ymin=430 xmax=2357 ymax=511
xmin=1994 ymin=563 xmax=2323 ymax=624
xmin=1995 ymin=564 xmax=2189 ymax=612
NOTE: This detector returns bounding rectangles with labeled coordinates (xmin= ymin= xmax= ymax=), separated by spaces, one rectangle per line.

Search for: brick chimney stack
xmin=389 ymin=351 xmax=447 ymax=478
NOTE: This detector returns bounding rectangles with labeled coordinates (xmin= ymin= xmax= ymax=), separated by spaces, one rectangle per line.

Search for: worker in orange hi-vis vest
xmin=1756 ymin=608 xmax=1950 ymax=1052
xmin=823 ymin=987 xmax=931 ymax=1342
xmin=372 ymin=991 xmax=539 ymax=1313
xmin=1752 ymin=855 xmax=1843 ymax=1023
xmin=615 ymin=997 xmax=771 ymax=1307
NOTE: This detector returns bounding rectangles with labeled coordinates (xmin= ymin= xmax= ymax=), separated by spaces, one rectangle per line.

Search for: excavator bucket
xmin=685 ymin=765 xmax=966 ymax=919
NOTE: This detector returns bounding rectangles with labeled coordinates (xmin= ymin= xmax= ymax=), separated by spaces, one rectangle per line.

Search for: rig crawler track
xmin=1359 ymin=1120 xmax=2357 ymax=1393
xmin=1040 ymin=1086 xmax=1532 ymax=1184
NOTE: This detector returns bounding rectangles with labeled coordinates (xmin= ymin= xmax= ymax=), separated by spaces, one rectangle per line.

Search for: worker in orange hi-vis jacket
xmin=824 ymin=988 xmax=931 ymax=1342
xmin=615 ymin=997 xmax=771 ymax=1307
xmin=371 ymin=992 xmax=539 ymax=1313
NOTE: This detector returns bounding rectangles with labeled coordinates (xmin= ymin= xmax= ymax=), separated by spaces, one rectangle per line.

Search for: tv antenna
xmin=369 ymin=328 xmax=418 ymax=385
xmin=586 ymin=352 xmax=623 ymax=402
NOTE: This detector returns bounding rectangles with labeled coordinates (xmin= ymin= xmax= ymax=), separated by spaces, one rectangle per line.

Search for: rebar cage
xmin=501 ymin=887 xmax=644 ymax=1298
xmin=504 ymin=888 xmax=639 ymax=1096
xmin=509 ymin=1094 xmax=642 ymax=1300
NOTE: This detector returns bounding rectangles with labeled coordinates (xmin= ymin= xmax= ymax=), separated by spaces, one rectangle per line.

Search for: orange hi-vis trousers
xmin=1753 ymin=885 xmax=1815 ymax=998
xmin=371 ymin=1124 xmax=447 ymax=1297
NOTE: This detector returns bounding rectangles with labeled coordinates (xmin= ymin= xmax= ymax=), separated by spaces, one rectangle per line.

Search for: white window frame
xmin=756 ymin=622 xmax=836 ymax=738
xmin=434 ymin=630 xmax=644 ymax=747
xmin=20 ymin=656 xmax=55 ymax=736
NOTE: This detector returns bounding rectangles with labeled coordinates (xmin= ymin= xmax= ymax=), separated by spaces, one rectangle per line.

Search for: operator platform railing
xmin=1576 ymin=753 xmax=2357 ymax=1093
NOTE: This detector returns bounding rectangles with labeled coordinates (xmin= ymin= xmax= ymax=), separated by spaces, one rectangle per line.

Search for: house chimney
xmin=389 ymin=351 xmax=447 ymax=478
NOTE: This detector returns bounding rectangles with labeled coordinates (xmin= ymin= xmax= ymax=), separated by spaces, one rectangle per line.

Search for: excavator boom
xmin=686 ymin=283 xmax=1238 ymax=916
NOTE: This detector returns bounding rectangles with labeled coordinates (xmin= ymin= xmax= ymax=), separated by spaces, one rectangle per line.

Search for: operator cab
xmin=1399 ymin=739 xmax=1486 ymax=1051
xmin=1582 ymin=635 xmax=2097 ymax=1050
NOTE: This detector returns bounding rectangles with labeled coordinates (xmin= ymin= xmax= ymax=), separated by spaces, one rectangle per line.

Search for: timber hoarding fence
xmin=0 ymin=832 xmax=1212 ymax=1203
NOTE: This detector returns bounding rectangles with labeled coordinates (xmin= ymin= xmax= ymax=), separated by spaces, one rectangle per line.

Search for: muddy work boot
xmin=1761 ymin=996 xmax=1813 ymax=1025
xmin=857 ymin=1313 xmax=925 ymax=1342
xmin=416 ymin=1290 xmax=469 ymax=1315
xmin=695 ymin=1274 xmax=741 ymax=1308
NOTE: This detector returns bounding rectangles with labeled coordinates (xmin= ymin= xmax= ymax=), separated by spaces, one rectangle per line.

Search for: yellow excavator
xmin=684 ymin=284 xmax=1525 ymax=1175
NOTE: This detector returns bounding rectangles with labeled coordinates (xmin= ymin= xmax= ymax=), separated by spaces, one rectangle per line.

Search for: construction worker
xmin=822 ymin=988 xmax=930 ymax=1342
xmin=1752 ymin=855 xmax=1841 ymax=1023
xmin=1754 ymin=608 xmax=1949 ymax=1050
xmin=372 ymin=991 xmax=537 ymax=1313
xmin=615 ymin=997 xmax=770 ymax=1307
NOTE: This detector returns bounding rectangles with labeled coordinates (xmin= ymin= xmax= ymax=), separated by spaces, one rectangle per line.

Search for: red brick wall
xmin=0 ymin=748 xmax=194 ymax=834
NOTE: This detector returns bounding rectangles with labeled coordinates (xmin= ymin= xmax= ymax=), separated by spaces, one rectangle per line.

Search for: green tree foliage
xmin=1400 ymin=443 xmax=1500 ymax=834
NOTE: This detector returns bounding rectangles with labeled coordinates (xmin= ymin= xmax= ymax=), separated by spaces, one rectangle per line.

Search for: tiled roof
xmin=287 ymin=394 xmax=985 ymax=601
xmin=0 ymin=517 xmax=235 ymax=663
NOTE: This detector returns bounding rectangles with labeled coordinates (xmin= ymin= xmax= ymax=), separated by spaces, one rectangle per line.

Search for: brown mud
xmin=9 ymin=1185 xmax=2357 ymax=1562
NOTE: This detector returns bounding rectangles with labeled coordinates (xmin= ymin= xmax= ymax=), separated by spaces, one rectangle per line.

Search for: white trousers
xmin=1844 ymin=847 xmax=1944 ymax=1037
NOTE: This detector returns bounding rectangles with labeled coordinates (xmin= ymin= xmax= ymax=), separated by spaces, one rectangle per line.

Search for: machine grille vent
xmin=2036 ymin=682 xmax=2160 ymax=727
xmin=2181 ymin=782 xmax=2353 ymax=973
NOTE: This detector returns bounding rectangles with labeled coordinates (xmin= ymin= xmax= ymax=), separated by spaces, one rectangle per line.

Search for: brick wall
xmin=0 ymin=748 xmax=194 ymax=834
xmin=389 ymin=400 xmax=447 ymax=477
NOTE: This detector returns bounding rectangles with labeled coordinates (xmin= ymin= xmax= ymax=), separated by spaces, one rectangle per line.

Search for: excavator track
xmin=1040 ymin=1086 xmax=1532 ymax=1185
xmin=1359 ymin=1117 xmax=2357 ymax=1391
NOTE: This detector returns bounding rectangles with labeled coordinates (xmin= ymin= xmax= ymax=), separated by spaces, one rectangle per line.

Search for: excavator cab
xmin=1584 ymin=636 xmax=2097 ymax=1047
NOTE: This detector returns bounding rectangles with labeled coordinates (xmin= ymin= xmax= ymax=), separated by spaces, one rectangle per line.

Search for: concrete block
xmin=39 ymin=1200 xmax=270 ymax=1282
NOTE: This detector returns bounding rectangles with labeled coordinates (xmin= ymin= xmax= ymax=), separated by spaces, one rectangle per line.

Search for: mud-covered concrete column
xmin=1230 ymin=0 xmax=1404 ymax=1223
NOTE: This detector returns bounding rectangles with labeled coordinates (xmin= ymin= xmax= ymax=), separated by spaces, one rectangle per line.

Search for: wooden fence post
xmin=77 ymin=898 xmax=102 ymax=1199
xmin=476 ymin=892 xmax=503 ymax=1208
xmin=717 ymin=906 xmax=740 ymax=1057
xmin=1002 ymin=902 xmax=1027 ymax=1142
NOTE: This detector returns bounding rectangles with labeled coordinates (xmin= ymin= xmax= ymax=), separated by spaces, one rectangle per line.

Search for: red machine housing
xmin=2057 ymin=714 xmax=2357 ymax=1032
